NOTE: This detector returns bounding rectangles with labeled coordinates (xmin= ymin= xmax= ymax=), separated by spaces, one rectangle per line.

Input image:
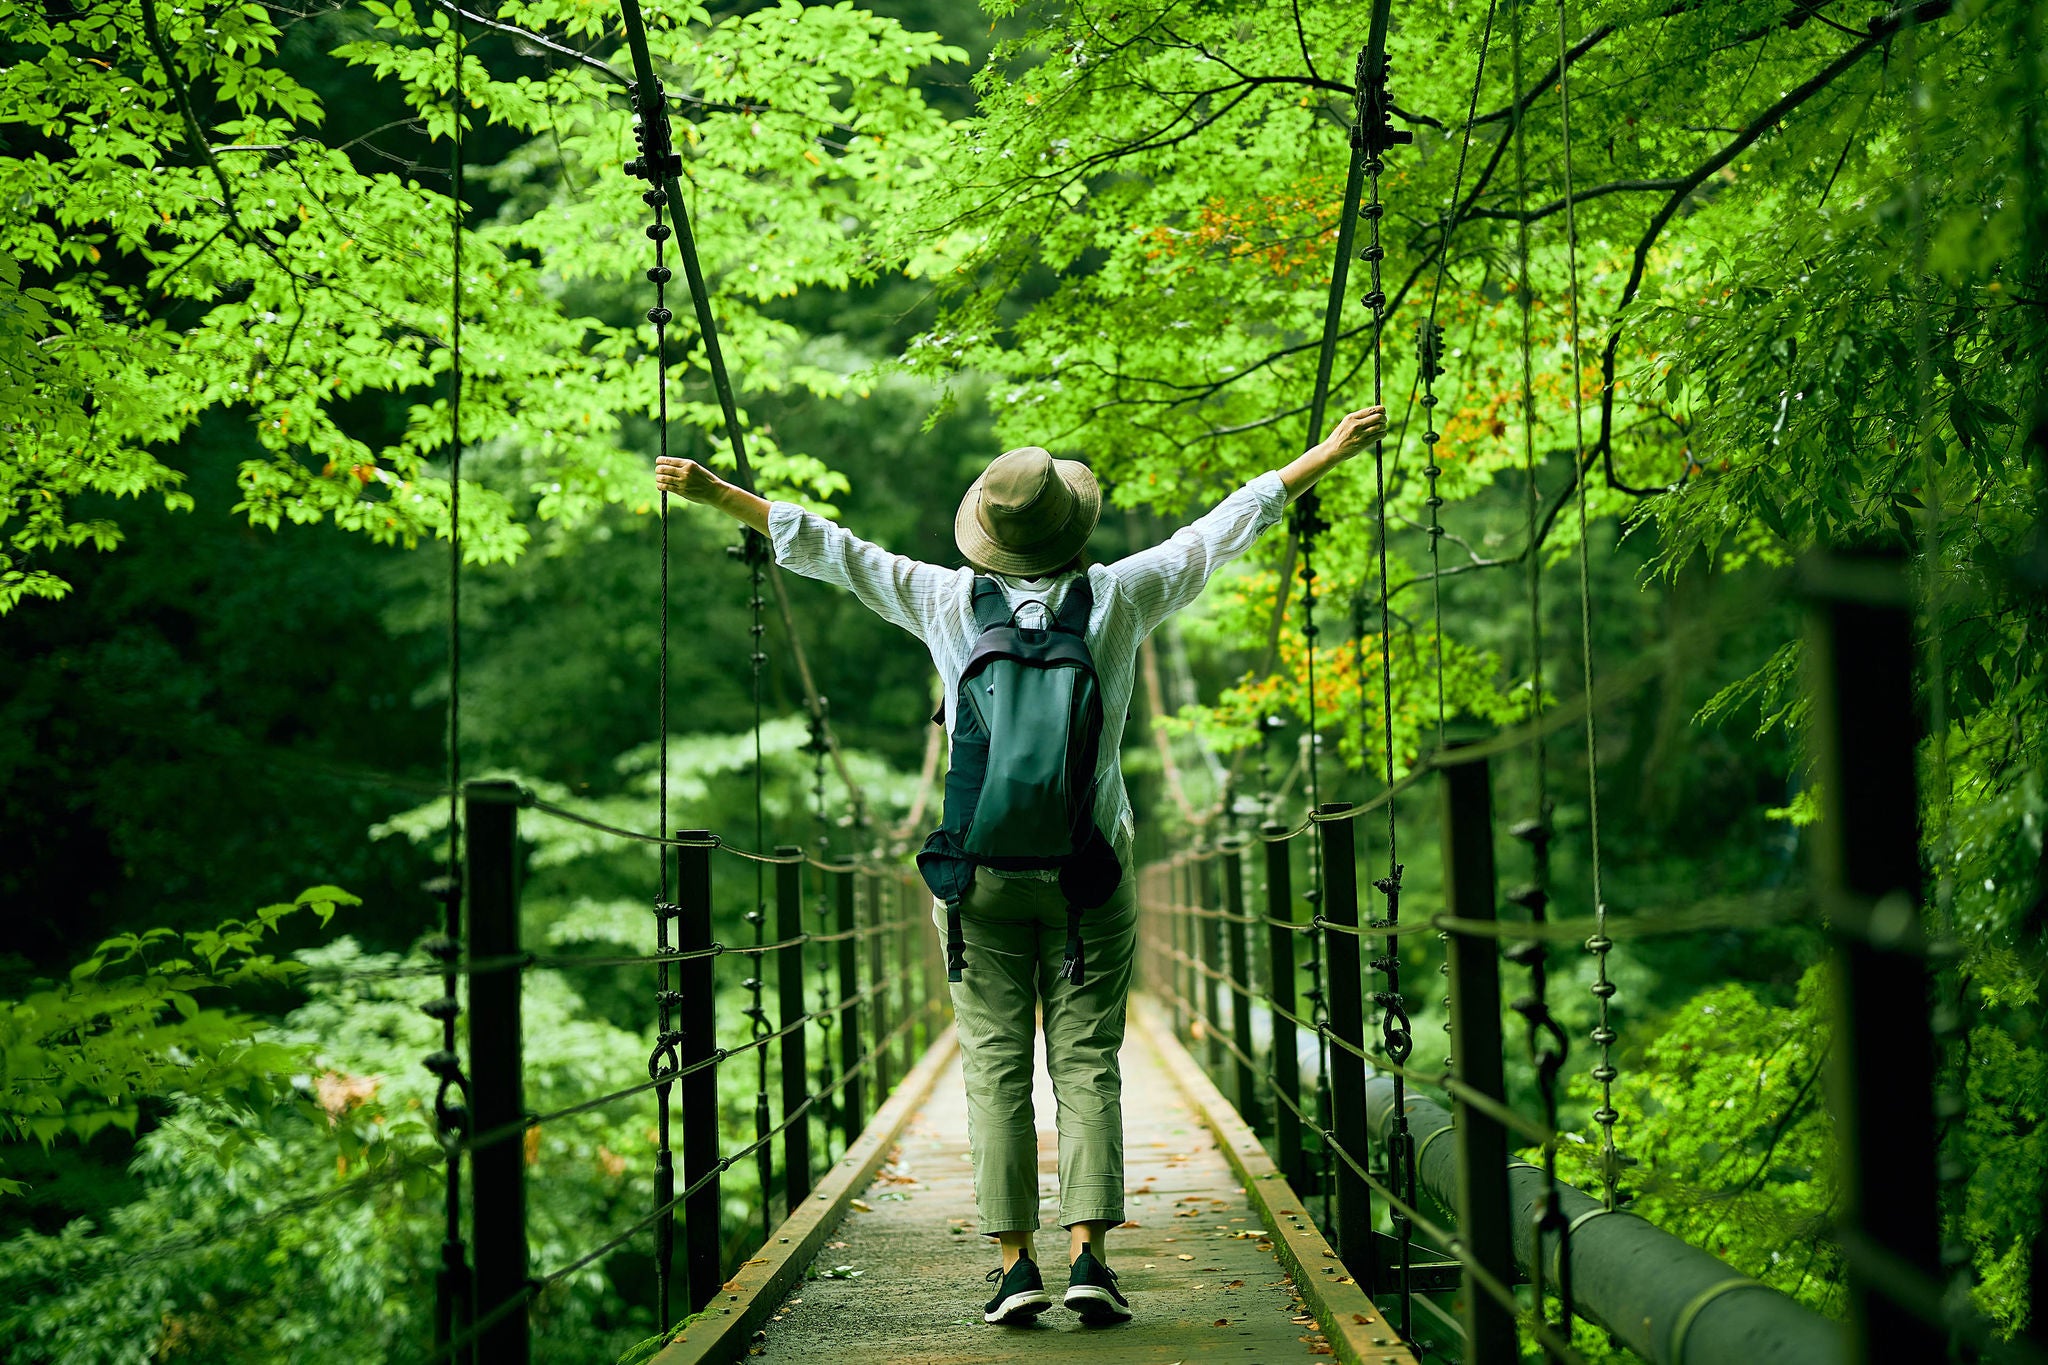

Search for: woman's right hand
xmin=654 ymin=456 xmax=725 ymax=503
xmin=1320 ymin=405 xmax=1389 ymax=463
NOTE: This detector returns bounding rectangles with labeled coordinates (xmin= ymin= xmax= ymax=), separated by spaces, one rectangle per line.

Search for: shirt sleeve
xmin=1102 ymin=471 xmax=1289 ymax=640
xmin=767 ymin=501 xmax=964 ymax=643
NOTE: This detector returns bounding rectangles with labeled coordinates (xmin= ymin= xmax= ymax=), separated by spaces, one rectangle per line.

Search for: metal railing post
xmin=1441 ymin=756 xmax=1516 ymax=1362
xmin=1806 ymin=550 xmax=1943 ymax=1365
xmin=1223 ymin=839 xmax=1262 ymax=1134
xmin=865 ymin=871 xmax=893 ymax=1101
xmin=1263 ymin=826 xmax=1304 ymax=1187
xmin=916 ymin=875 xmax=939 ymax=1044
xmin=1163 ymin=863 xmax=1179 ymax=1035
xmin=1195 ymin=851 xmax=1224 ymax=1078
xmin=774 ymin=847 xmax=813 ymax=1214
xmin=466 ymin=779 xmax=527 ymax=1365
xmin=834 ymin=866 xmax=864 ymax=1146
xmin=676 ymin=831 xmax=722 ymax=1313
xmin=1319 ymin=802 xmax=1376 ymax=1289
xmin=893 ymin=879 xmax=913 ymax=1078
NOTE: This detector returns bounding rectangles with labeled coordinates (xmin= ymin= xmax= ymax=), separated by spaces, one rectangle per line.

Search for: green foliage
xmin=0 ymin=933 xmax=691 ymax=1364
xmin=4 ymin=0 xmax=2046 ymax=1358
xmin=1554 ymin=971 xmax=1840 ymax=1318
xmin=1 ymin=0 xmax=965 ymax=606
xmin=0 ymin=886 xmax=358 ymax=1196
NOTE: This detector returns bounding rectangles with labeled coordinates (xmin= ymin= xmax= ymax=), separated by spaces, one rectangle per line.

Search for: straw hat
xmin=953 ymin=446 xmax=1102 ymax=578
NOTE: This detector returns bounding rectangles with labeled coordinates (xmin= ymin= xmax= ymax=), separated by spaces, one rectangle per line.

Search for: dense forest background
xmin=2 ymin=0 xmax=2043 ymax=1360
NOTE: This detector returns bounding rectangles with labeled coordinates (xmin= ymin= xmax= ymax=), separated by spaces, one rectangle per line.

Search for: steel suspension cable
xmin=1508 ymin=0 xmax=1575 ymax=1347
xmin=1554 ymin=0 xmax=1621 ymax=1212
xmin=427 ymin=12 xmax=474 ymax=1353
xmin=808 ymin=710 xmax=841 ymax=1158
xmin=1415 ymin=0 xmax=1498 ymax=756
xmin=631 ymin=93 xmax=684 ymax=1330
xmin=1375 ymin=2 xmax=1498 ymax=1339
xmin=1295 ymin=24 xmax=1401 ymax=1238
xmin=744 ymin=534 xmax=774 ymax=1240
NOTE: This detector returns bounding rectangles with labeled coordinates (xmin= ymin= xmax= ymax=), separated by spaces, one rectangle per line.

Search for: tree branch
xmin=1463 ymin=177 xmax=1690 ymax=223
xmin=139 ymin=0 xmax=248 ymax=243
xmin=1591 ymin=0 xmax=1957 ymax=497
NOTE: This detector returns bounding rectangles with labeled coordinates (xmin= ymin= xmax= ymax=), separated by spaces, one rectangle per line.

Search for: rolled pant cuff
xmin=1057 ymin=1205 xmax=1124 ymax=1229
xmin=976 ymin=1203 xmax=1042 ymax=1236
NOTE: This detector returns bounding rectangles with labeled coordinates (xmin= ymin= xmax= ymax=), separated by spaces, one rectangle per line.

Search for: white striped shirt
xmin=767 ymin=470 xmax=1290 ymax=860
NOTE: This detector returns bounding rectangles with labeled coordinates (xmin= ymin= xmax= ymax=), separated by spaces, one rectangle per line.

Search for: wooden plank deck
xmin=748 ymin=1004 xmax=1370 ymax=1364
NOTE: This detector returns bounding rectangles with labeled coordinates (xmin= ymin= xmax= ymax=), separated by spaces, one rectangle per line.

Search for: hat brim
xmin=954 ymin=457 xmax=1102 ymax=578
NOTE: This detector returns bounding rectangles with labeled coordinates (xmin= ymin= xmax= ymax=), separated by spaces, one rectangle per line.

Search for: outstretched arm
xmin=1106 ymin=405 xmax=1387 ymax=638
xmin=652 ymin=457 xmax=956 ymax=643
xmin=654 ymin=457 xmax=769 ymax=534
xmin=1278 ymin=404 xmax=1387 ymax=501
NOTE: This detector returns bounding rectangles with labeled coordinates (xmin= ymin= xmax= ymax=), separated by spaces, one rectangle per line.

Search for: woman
xmin=653 ymin=402 xmax=1387 ymax=1326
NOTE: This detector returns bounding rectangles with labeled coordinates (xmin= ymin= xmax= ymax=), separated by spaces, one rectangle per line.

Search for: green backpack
xmin=916 ymin=576 xmax=1122 ymax=984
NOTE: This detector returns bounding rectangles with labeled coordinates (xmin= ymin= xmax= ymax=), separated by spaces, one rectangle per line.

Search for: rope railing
xmin=153 ymin=779 xmax=955 ymax=1364
xmin=1132 ymin=551 xmax=2013 ymax=1365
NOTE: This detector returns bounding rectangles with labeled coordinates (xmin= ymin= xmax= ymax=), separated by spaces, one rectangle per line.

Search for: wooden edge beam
xmin=1132 ymin=996 xmax=1423 ymax=1365
xmin=652 ymin=1018 xmax=960 ymax=1365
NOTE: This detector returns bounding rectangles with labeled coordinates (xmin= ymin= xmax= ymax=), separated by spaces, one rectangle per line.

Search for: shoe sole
xmin=1064 ymin=1285 xmax=1132 ymax=1323
xmin=984 ymin=1290 xmax=1053 ymax=1324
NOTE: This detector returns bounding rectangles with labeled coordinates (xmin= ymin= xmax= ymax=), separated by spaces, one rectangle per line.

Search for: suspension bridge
xmin=366 ymin=534 xmax=2010 ymax=1365
xmin=129 ymin=0 xmax=2038 ymax=1361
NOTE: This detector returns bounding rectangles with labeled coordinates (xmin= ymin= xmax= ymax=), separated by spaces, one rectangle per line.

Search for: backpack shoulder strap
xmin=969 ymin=575 xmax=1010 ymax=630
xmin=1052 ymin=572 xmax=1094 ymax=636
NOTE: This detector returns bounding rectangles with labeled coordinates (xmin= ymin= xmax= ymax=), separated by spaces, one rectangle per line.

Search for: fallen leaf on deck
xmin=849 ymin=1199 xmax=873 ymax=1212
xmin=1223 ymin=1280 xmax=1244 ymax=1289
xmin=1119 ymin=1220 xmax=1141 ymax=1228
xmin=1213 ymin=1319 xmax=1231 ymax=1328
xmin=1321 ymin=1248 xmax=1337 ymax=1257
xmin=1336 ymin=1275 xmax=1355 ymax=1284
xmin=1352 ymin=1313 xmax=1374 ymax=1324
xmin=828 ymin=1241 xmax=849 ymax=1249
xmin=1177 ymin=1254 xmax=1195 ymax=1261
xmin=1292 ymin=1315 xmax=1316 ymax=1324
xmin=745 ymin=1258 xmax=769 ymax=1266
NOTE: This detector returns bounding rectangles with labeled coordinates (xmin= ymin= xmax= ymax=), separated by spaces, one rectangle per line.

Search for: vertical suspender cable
xmin=747 ymin=552 xmax=773 ymax=1239
xmin=630 ymin=93 xmax=684 ymax=1331
xmin=1294 ymin=31 xmax=1383 ymax=1238
xmin=1554 ymin=0 xmax=1621 ymax=1212
xmin=428 ymin=10 xmax=474 ymax=1355
xmin=1509 ymin=0 xmax=1574 ymax=1345
xmin=1377 ymin=3 xmax=1497 ymax=1338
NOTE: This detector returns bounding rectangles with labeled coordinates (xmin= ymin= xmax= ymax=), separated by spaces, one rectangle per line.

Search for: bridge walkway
xmin=748 ymin=1004 xmax=1378 ymax=1364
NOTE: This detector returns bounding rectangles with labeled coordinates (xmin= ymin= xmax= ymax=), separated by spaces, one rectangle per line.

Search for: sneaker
xmin=982 ymin=1253 xmax=1053 ymax=1325
xmin=1064 ymin=1248 xmax=1131 ymax=1323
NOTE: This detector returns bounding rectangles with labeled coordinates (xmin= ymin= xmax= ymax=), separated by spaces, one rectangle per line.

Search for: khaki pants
xmin=938 ymin=867 xmax=1136 ymax=1235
